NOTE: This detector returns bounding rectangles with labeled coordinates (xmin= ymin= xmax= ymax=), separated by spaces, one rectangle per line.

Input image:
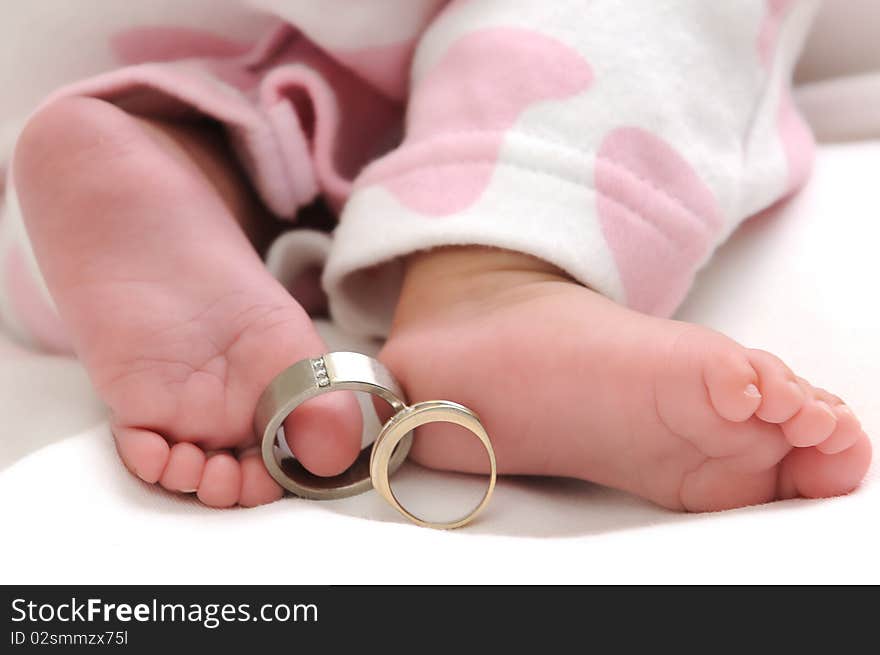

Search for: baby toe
xmin=704 ymin=349 xmax=762 ymax=422
xmin=238 ymin=450 xmax=284 ymax=508
xmin=816 ymin=405 xmax=864 ymax=455
xmin=159 ymin=442 xmax=206 ymax=492
xmin=809 ymin=384 xmax=844 ymax=408
xmin=781 ymin=399 xmax=838 ymax=447
xmin=779 ymin=433 xmax=872 ymax=499
xmin=196 ymin=453 xmax=242 ymax=508
xmin=113 ymin=425 xmax=170 ymax=484
xmin=747 ymin=350 xmax=805 ymax=423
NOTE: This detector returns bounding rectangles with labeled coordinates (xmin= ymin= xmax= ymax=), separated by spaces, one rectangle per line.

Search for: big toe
xmin=284 ymin=390 xmax=363 ymax=477
xmin=747 ymin=349 xmax=805 ymax=423
xmin=704 ymin=347 xmax=762 ymax=422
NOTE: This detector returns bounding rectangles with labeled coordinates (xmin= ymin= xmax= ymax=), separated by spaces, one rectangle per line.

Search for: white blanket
xmin=1 ymin=141 xmax=878 ymax=584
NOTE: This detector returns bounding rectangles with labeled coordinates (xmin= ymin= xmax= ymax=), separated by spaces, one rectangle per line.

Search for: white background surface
xmin=1 ymin=141 xmax=878 ymax=584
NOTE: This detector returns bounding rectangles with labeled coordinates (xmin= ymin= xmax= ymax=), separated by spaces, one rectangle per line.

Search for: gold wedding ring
xmin=371 ymin=400 xmax=497 ymax=530
xmin=255 ymin=351 xmax=496 ymax=528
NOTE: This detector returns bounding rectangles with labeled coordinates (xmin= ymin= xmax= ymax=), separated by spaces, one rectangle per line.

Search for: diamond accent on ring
xmin=311 ymin=357 xmax=330 ymax=387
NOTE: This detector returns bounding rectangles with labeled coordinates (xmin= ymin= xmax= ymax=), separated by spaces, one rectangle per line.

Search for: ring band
xmin=254 ymin=351 xmax=413 ymax=500
xmin=370 ymin=400 xmax=497 ymax=529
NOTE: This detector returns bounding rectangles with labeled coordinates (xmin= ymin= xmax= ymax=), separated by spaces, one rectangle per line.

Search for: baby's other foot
xmin=381 ymin=248 xmax=871 ymax=511
xmin=14 ymin=97 xmax=362 ymax=506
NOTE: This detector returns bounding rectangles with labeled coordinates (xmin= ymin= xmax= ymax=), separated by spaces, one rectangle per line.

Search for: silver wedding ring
xmin=253 ymin=351 xmax=412 ymax=500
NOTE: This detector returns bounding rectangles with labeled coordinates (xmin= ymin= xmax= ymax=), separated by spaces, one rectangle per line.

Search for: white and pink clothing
xmin=0 ymin=0 xmax=826 ymax=348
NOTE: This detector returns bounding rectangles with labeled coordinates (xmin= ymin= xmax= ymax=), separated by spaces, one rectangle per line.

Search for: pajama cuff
xmin=45 ymin=61 xmax=317 ymax=219
xmin=35 ymin=24 xmax=402 ymax=219
xmin=324 ymin=133 xmax=633 ymax=338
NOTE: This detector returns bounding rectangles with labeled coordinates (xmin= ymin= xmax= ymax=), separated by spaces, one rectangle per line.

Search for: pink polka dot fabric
xmin=326 ymin=0 xmax=820 ymax=334
xmin=0 ymin=0 xmax=820 ymax=345
xmin=595 ymin=127 xmax=724 ymax=316
xmin=362 ymin=27 xmax=592 ymax=216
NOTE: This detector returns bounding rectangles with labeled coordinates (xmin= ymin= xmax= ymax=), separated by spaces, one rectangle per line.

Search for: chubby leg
xmin=13 ymin=97 xmax=361 ymax=506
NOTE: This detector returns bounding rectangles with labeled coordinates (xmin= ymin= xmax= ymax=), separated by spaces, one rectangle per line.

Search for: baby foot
xmin=14 ymin=97 xmax=362 ymax=507
xmin=381 ymin=248 xmax=871 ymax=511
